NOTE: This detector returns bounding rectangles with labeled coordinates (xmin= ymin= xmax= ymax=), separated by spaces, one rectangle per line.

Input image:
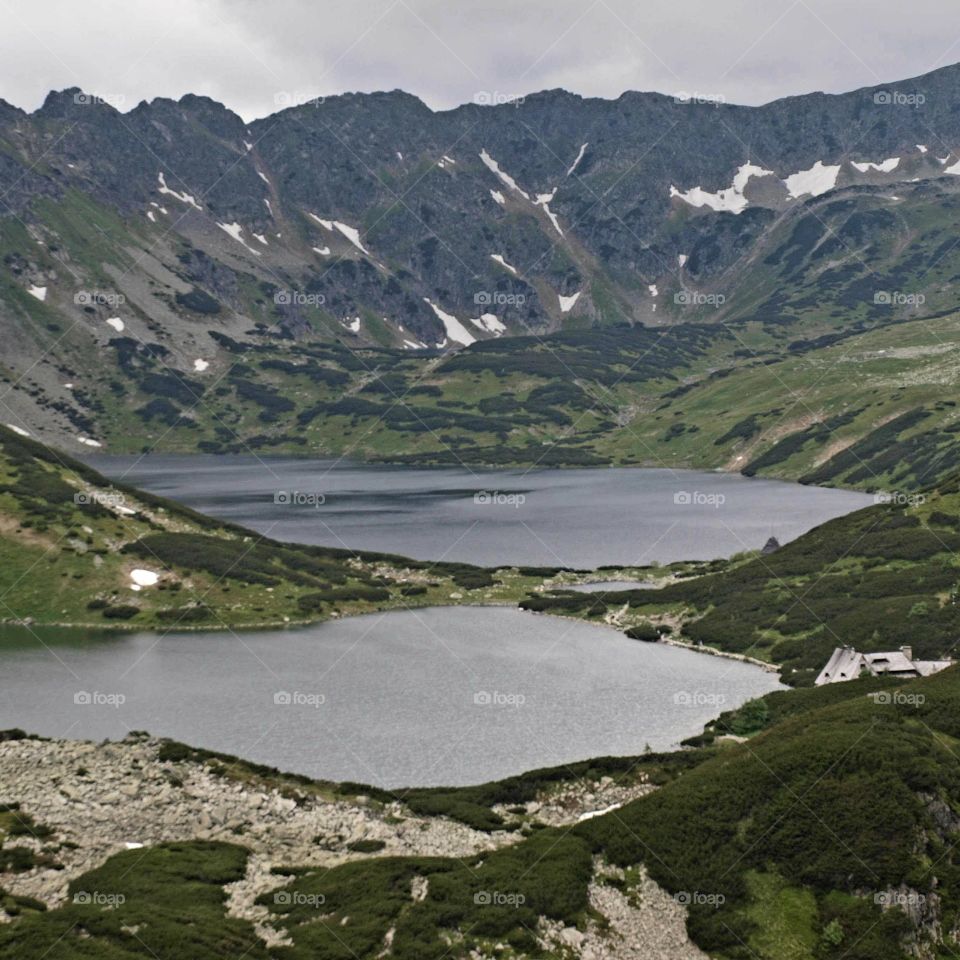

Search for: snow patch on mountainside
xmin=783 ymin=161 xmax=841 ymax=198
xmin=312 ymin=246 xmax=330 ymax=256
xmin=567 ymin=142 xmax=588 ymax=177
xmin=423 ymin=299 xmax=476 ymax=346
xmin=670 ymin=163 xmax=773 ymax=214
xmin=535 ymin=189 xmax=563 ymax=235
xmin=5 ymin=424 xmax=30 ymax=437
xmin=479 ymin=150 xmax=530 ymax=200
xmin=470 ymin=313 xmax=507 ymax=334
xmin=217 ymin=222 xmax=262 ymax=256
xmin=851 ymin=157 xmax=900 ymax=173
xmin=157 ymin=172 xmax=202 ymax=210
xmin=558 ymin=291 xmax=582 ymax=313
xmin=490 ymin=190 xmax=506 ymax=205
xmin=27 ymin=285 xmax=47 ymax=301
xmin=105 ymin=317 xmax=124 ymax=332
xmin=490 ymin=254 xmax=518 ymax=275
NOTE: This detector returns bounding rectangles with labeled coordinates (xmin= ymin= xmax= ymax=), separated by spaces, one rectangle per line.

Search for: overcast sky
xmin=2 ymin=0 xmax=959 ymax=120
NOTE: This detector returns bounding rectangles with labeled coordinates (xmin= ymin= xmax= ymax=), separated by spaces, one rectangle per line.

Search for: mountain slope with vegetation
xmin=3 ymin=665 xmax=960 ymax=960
xmin=525 ymin=473 xmax=960 ymax=685
xmin=3 ymin=65 xmax=960 ymax=490
xmin=0 ymin=424 xmax=550 ymax=629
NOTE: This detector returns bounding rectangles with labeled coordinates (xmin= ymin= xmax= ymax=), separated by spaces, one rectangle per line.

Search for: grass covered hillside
xmin=524 ymin=478 xmax=960 ymax=685
xmin=5 ymin=668 xmax=960 ymax=960
xmin=0 ymin=425 xmax=551 ymax=629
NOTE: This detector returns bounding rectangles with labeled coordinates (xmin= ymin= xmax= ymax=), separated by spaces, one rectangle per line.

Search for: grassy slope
xmin=0 ymin=425 xmax=555 ymax=629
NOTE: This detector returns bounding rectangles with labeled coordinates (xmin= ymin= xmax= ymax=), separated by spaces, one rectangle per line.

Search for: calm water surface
xmin=86 ymin=456 xmax=872 ymax=568
xmin=0 ymin=608 xmax=782 ymax=787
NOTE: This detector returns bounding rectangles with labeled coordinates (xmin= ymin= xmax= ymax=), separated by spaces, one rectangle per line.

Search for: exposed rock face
xmin=761 ymin=536 xmax=781 ymax=555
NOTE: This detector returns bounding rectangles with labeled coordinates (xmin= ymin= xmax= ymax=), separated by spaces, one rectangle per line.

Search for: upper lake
xmin=86 ymin=456 xmax=873 ymax=568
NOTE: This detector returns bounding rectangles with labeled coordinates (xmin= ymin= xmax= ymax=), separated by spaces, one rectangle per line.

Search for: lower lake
xmin=0 ymin=607 xmax=782 ymax=787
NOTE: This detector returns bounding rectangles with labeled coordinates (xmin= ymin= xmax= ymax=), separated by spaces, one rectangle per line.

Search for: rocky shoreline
xmin=0 ymin=733 xmax=704 ymax=958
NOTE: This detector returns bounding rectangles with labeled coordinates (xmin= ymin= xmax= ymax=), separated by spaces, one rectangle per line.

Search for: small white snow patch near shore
xmin=559 ymin=291 xmax=582 ymax=313
xmin=312 ymin=246 xmax=330 ymax=256
xmin=567 ymin=142 xmax=588 ymax=177
xmin=342 ymin=317 xmax=361 ymax=334
xmin=396 ymin=151 xmax=403 ymax=161
xmin=783 ymin=160 xmax=840 ymax=199
xmin=27 ymin=285 xmax=47 ymax=301
xmin=252 ymin=233 xmax=268 ymax=245
xmin=5 ymin=424 xmax=30 ymax=436
xmin=130 ymin=569 xmax=159 ymax=588
xmin=146 ymin=210 xmax=156 ymax=222
xmin=490 ymin=254 xmax=518 ymax=274
xmin=678 ymin=254 xmax=688 ymax=267
xmin=648 ymin=284 xmax=659 ymax=297
xmin=917 ymin=144 xmax=928 ymax=153
xmin=944 ymin=158 xmax=960 ymax=176
xmin=851 ymin=157 xmax=900 ymax=173
xmin=423 ymin=299 xmax=476 ymax=346
xmin=105 ymin=317 xmax=124 ymax=332
xmin=257 ymin=171 xmax=270 ymax=185
xmin=244 ymin=141 xmax=253 ymax=152
xmin=125 ymin=842 xmax=145 ymax=850
xmin=479 ymin=150 xmax=530 ymax=199
xmin=193 ymin=359 xmax=209 ymax=372
xmin=490 ymin=189 xmax=506 ymax=205
xmin=157 ymin=172 xmax=202 ymax=210
xmin=77 ymin=437 xmax=102 ymax=448
xmin=217 ymin=222 xmax=262 ymax=257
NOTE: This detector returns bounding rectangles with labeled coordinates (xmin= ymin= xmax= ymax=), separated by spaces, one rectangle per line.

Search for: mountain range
xmin=3 ymin=64 xmax=960 ymax=486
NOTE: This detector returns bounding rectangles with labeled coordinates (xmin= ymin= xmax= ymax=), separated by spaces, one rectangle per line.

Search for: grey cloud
xmin=1 ymin=0 xmax=957 ymax=120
